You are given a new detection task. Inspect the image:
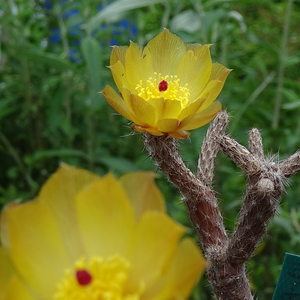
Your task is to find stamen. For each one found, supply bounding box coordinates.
[76,269,92,286]
[135,72,190,106]
[158,80,168,92]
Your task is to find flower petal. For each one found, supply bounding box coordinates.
[125,41,153,89]
[0,247,14,297]
[144,29,187,75]
[143,238,206,300]
[102,85,139,123]
[199,63,231,110]
[4,275,35,300]
[109,61,130,90]
[165,238,206,297]
[177,97,206,120]
[147,98,182,120]
[5,200,70,298]
[127,93,156,126]
[176,44,212,101]
[157,119,180,133]
[119,172,166,219]
[110,45,128,65]
[168,128,190,139]
[76,174,135,258]
[131,124,165,136]
[180,101,222,130]
[127,211,185,291]
[38,164,100,261]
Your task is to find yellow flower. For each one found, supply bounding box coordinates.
[102,29,231,139]
[0,164,206,299]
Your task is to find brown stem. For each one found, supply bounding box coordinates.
[218,133,285,264]
[198,111,229,185]
[248,128,264,160]
[279,151,300,178]
[144,134,227,251]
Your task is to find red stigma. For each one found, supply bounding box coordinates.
[158,80,168,92]
[76,269,92,286]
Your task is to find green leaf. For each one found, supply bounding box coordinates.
[0,97,16,120]
[88,0,165,31]
[20,47,75,70]
[80,36,103,105]
[97,156,138,173]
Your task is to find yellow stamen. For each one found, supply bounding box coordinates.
[54,255,143,300]
[135,72,190,106]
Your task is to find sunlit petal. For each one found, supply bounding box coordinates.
[102,85,139,123]
[177,97,206,120]
[157,119,180,133]
[110,45,128,65]
[127,211,185,289]
[76,174,135,258]
[144,238,206,299]
[109,61,130,90]
[199,63,232,110]
[6,200,70,298]
[180,101,222,130]
[128,93,156,126]
[4,275,35,300]
[144,29,187,75]
[125,41,153,89]
[176,44,212,100]
[119,172,166,219]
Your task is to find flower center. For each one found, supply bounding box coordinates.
[135,72,190,105]
[54,255,141,300]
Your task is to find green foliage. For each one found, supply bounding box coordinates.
[1,0,300,298]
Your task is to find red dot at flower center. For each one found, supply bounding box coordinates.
[158,80,168,92]
[76,269,93,286]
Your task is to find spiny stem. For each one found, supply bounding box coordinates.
[198,111,229,186]
[144,134,228,252]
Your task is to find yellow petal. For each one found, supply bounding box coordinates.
[119,172,166,219]
[186,43,202,51]
[76,174,135,258]
[177,97,206,120]
[176,45,212,100]
[124,41,153,89]
[157,119,180,133]
[199,63,231,110]
[147,98,182,121]
[168,128,190,139]
[144,238,206,300]
[110,45,128,65]
[4,275,35,300]
[166,238,206,297]
[109,61,130,90]
[144,29,187,75]
[180,101,222,130]
[6,200,70,298]
[102,85,139,123]
[38,163,100,261]
[0,247,14,299]
[1,201,19,248]
[128,93,156,126]
[127,211,185,290]
[131,124,165,136]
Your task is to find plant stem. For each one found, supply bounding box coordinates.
[55,4,73,147]
[0,132,38,191]
[272,0,293,129]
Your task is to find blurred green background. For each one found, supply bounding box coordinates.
[1,0,300,298]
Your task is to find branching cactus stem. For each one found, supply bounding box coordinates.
[144,111,300,300]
